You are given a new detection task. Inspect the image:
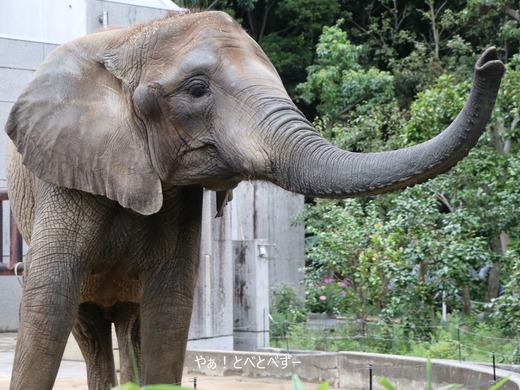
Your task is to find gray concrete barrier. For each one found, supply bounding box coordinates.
[184,349,520,389]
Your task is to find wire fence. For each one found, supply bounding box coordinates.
[175,375,508,390]
[269,315,520,365]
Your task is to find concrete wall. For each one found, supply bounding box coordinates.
[185,349,520,389]
[0,277,21,332]
[189,190,235,350]
[231,182,305,297]
[0,37,56,268]
[85,0,182,35]
[0,0,181,43]
[189,182,305,351]
[233,239,270,351]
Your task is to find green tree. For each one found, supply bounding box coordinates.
[300,13,520,332]
[297,21,399,145]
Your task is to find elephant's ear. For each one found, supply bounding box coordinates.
[5,36,162,215]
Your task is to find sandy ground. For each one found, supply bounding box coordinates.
[0,333,324,389]
[0,376,323,390]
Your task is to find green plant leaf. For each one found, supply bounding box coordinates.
[487,376,510,390]
[128,333,140,385]
[377,377,397,390]
[292,374,304,390]
[315,381,330,390]
[142,385,193,390]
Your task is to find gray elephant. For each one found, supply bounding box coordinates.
[5,10,504,390]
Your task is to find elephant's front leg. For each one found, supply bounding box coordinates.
[139,187,203,386]
[9,186,109,390]
[140,257,200,385]
[10,249,81,390]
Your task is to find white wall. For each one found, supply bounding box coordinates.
[0,0,182,44]
[0,0,88,44]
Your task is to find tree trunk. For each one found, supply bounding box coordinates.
[486,231,509,300]
[462,286,472,314]
[486,120,514,301]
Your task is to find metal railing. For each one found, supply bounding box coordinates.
[0,188,24,275]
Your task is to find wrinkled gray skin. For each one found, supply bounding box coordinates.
[5,11,504,390]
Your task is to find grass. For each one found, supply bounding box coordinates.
[271,315,519,364]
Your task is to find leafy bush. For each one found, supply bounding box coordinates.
[305,276,354,315]
[270,284,309,343]
[271,314,519,364]
[485,258,520,348]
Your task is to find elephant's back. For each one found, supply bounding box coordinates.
[7,140,35,243]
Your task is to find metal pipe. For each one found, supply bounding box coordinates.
[0,262,23,275]
[0,196,3,264]
[0,187,24,275]
[99,11,109,28]
[10,214,22,268]
[0,188,7,269]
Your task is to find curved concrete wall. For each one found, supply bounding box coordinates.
[184,349,520,389]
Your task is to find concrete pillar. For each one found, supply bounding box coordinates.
[233,239,270,351]
[231,181,305,297]
[188,190,234,350]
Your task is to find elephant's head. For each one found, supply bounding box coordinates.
[6,11,505,215]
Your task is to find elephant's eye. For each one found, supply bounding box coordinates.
[186,79,209,98]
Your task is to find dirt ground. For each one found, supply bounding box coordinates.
[0,332,332,389]
[0,375,325,389]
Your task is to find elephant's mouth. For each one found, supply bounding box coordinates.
[199,175,242,191]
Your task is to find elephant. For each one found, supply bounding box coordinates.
[5,10,504,390]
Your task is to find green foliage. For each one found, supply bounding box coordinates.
[486,258,520,345]
[305,276,355,315]
[303,198,396,321]
[260,34,313,93]
[273,314,519,364]
[292,375,329,390]
[299,25,520,330]
[271,284,307,318]
[489,377,514,390]
[377,377,398,390]
[410,328,459,360]
[297,21,396,125]
[189,0,519,116]
[270,284,308,342]
[400,75,469,144]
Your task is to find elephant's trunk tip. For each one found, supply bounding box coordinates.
[475,47,506,79]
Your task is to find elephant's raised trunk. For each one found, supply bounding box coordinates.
[267,47,505,198]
